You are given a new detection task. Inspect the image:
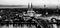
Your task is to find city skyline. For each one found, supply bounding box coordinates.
[0,0,60,9]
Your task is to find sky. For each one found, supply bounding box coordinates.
[0,0,59,5]
[0,0,60,8]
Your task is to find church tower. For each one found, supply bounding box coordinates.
[27,3,34,13]
[27,3,35,17]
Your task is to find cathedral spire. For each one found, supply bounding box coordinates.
[28,3,33,11]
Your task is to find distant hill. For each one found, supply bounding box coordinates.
[0,5,28,8]
[0,5,60,9]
